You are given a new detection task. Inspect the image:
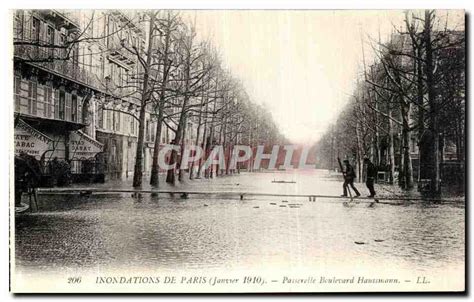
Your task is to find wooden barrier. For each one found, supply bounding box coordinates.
[36,188,464,204]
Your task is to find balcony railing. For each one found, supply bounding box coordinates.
[107,35,137,68]
[38,10,81,31]
[14,44,105,93]
[110,10,143,33]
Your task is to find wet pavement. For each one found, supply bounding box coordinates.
[15,170,465,277]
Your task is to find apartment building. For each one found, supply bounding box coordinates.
[13,9,169,183]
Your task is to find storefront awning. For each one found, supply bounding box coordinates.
[69,131,103,159]
[14,119,53,159]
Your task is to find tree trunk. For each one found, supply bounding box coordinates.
[150,14,172,186]
[178,116,188,181]
[400,99,413,189]
[423,10,441,195]
[388,106,396,184]
[133,12,156,188]
[355,122,364,182]
[190,89,207,179]
[166,114,186,185]
[197,120,208,178]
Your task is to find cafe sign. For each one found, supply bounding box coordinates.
[14,119,53,159]
[69,131,103,159]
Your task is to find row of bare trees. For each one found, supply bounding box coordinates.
[314,10,465,195]
[13,10,285,188]
[102,11,285,187]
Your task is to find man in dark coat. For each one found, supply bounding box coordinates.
[14,152,42,206]
[341,159,360,197]
[364,157,377,197]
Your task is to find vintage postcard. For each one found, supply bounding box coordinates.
[10,9,465,293]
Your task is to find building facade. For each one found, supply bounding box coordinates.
[13,10,163,183]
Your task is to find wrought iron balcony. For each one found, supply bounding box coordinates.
[37,10,81,31]
[14,44,105,93]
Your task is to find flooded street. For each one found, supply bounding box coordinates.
[14,170,465,289]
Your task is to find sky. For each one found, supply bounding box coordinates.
[183,10,464,144]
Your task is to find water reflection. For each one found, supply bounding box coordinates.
[15,170,464,274]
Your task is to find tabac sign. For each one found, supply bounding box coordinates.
[69,131,103,159]
[14,119,53,159]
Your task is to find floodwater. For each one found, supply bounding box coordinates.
[14,170,465,287]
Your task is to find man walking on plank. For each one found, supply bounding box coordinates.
[341,159,360,197]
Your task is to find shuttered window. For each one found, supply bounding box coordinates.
[71,93,78,122]
[65,92,72,121]
[44,86,52,118]
[27,80,37,115]
[59,89,65,120]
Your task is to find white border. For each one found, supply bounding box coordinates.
[0,1,471,301]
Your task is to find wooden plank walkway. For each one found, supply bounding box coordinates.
[36,188,464,203]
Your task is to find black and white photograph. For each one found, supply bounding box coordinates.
[7,5,466,294]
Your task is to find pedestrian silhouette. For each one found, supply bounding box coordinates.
[364,157,377,197]
[341,159,360,197]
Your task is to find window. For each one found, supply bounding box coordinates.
[110,64,115,83]
[65,92,72,121]
[59,89,65,120]
[98,106,104,129]
[60,33,66,45]
[27,80,37,115]
[44,86,52,118]
[71,48,78,72]
[99,55,105,79]
[14,11,24,39]
[47,26,54,57]
[35,84,45,117]
[410,138,417,153]
[60,34,66,58]
[118,66,123,88]
[71,93,78,122]
[54,89,59,119]
[78,101,83,124]
[31,18,40,58]
[31,17,40,42]
[130,116,135,134]
[14,76,21,111]
[106,110,112,130]
[114,111,120,132]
